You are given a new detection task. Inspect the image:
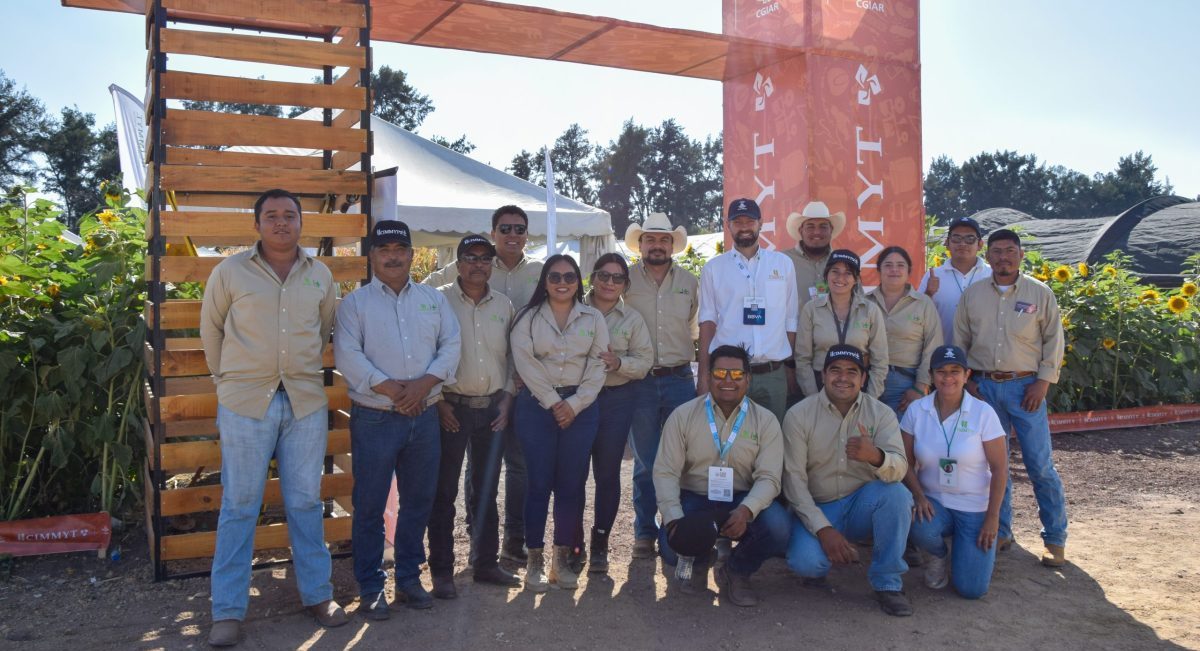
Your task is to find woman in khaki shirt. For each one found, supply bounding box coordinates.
[794,250,889,398]
[577,253,653,575]
[866,246,944,415]
[509,254,609,593]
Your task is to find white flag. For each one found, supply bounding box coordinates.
[544,149,557,260]
[108,85,148,207]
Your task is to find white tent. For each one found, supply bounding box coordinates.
[109,86,615,268]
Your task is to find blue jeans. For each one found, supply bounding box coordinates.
[629,369,696,540]
[977,375,1068,546]
[211,392,332,621]
[879,367,917,416]
[350,404,440,595]
[658,491,792,577]
[514,389,599,549]
[786,480,912,591]
[589,382,638,535]
[908,498,995,599]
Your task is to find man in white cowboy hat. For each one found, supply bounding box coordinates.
[623,212,701,559]
[784,201,846,310]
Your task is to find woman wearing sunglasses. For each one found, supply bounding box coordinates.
[866,246,943,416]
[574,253,654,575]
[509,254,610,592]
[794,249,889,398]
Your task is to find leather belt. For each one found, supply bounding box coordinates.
[553,385,579,399]
[974,370,1036,382]
[443,392,498,409]
[650,364,690,377]
[749,360,785,375]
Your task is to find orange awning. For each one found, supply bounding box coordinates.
[63,0,806,80]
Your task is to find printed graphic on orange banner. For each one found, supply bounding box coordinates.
[722,0,922,287]
[0,513,112,557]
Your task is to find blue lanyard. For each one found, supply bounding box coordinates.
[950,260,979,294]
[706,396,749,464]
[936,396,964,457]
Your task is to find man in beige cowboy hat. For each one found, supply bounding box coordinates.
[784,201,846,310]
[623,212,700,559]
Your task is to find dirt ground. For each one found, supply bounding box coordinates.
[1,423,1197,650]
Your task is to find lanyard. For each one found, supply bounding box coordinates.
[734,251,761,292]
[937,397,965,457]
[830,303,852,345]
[705,396,749,464]
[950,261,979,295]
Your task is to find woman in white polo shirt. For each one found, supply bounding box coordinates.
[900,345,1008,599]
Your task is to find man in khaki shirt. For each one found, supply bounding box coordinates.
[623,213,700,557]
[424,206,542,563]
[783,201,845,404]
[781,344,914,617]
[953,228,1068,567]
[653,345,791,607]
[427,235,520,598]
[199,189,344,645]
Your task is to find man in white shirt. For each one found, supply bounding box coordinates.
[919,216,991,347]
[699,198,798,423]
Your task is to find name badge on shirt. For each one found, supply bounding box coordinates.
[1014,301,1038,314]
[743,296,766,326]
[708,466,734,502]
[938,457,959,488]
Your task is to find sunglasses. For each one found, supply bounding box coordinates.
[460,254,494,265]
[497,224,527,235]
[592,271,628,284]
[546,271,579,284]
[948,234,979,245]
[710,368,747,381]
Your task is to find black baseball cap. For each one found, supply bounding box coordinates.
[929,345,968,371]
[667,509,731,557]
[371,220,411,248]
[457,234,496,259]
[824,344,868,371]
[826,249,861,275]
[947,216,983,237]
[727,198,761,221]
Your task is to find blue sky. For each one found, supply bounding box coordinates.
[3,0,1197,197]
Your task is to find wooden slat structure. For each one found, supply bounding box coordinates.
[134,0,371,580]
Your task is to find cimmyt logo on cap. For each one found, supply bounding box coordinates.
[736,200,748,211]
[944,349,956,359]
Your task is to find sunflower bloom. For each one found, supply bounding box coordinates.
[930,255,943,267]
[1140,289,1160,304]
[1053,266,1071,282]
[1103,266,1117,277]
[48,284,60,298]
[1084,286,1097,296]
[1183,282,1198,297]
[1167,296,1189,315]
[1061,316,1072,329]
[1035,273,1050,282]
[0,276,8,286]
[1077,262,1089,277]
[1102,338,1116,350]
[97,210,117,225]
[1066,343,1074,353]
[684,244,695,256]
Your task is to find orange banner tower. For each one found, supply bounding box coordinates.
[722,0,923,284]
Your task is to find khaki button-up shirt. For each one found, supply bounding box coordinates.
[424,255,544,310]
[781,391,907,534]
[783,246,831,312]
[624,261,699,367]
[653,395,783,524]
[510,302,610,414]
[794,294,889,398]
[954,274,1064,383]
[441,282,515,397]
[865,286,944,388]
[200,246,337,420]
[585,295,654,387]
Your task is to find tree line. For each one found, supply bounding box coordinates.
[924,150,1181,223]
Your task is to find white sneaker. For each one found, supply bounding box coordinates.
[923,552,949,590]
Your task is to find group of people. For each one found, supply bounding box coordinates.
[199,189,1069,646]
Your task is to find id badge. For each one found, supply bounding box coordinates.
[938,457,959,488]
[743,296,766,326]
[708,466,734,502]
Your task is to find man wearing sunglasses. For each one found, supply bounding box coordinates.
[653,345,790,607]
[424,205,542,564]
[427,235,521,600]
[918,216,991,346]
[623,212,700,559]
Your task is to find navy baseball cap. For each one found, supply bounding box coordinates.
[727,198,762,221]
[824,344,868,371]
[370,220,412,248]
[929,345,968,370]
[457,234,496,259]
[826,249,861,275]
[947,216,983,237]
[667,509,731,557]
